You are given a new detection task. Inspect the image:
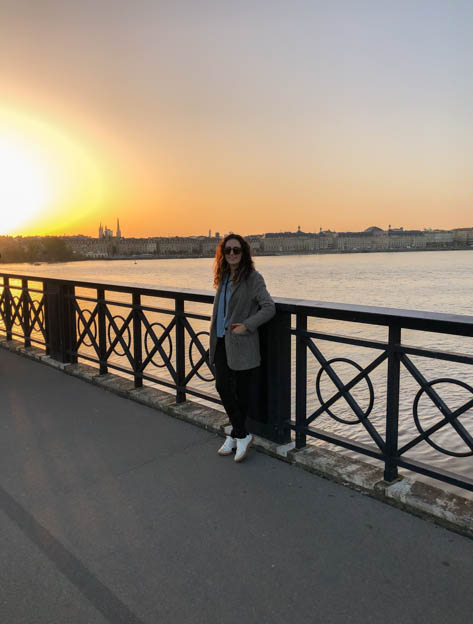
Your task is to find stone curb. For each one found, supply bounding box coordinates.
[1,339,472,540]
[287,445,385,491]
[379,477,473,535]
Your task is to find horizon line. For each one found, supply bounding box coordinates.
[3,224,473,240]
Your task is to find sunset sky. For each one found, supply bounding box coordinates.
[1,1,472,237]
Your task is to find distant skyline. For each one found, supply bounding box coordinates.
[6,220,473,240]
[1,1,472,237]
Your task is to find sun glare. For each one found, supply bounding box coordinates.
[0,108,108,236]
[0,135,51,234]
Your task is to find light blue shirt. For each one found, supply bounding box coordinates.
[216,275,232,337]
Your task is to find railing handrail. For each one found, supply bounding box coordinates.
[2,271,473,335]
[0,272,216,303]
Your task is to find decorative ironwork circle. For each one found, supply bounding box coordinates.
[77,309,97,347]
[316,357,374,425]
[144,322,173,368]
[413,378,473,458]
[31,299,44,330]
[189,331,214,382]
[107,315,131,356]
[12,296,22,326]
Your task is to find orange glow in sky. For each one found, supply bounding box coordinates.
[1,2,472,237]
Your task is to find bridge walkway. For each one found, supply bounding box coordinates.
[1,348,472,624]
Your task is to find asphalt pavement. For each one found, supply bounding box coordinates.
[1,347,473,624]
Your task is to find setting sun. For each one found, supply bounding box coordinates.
[0,133,52,234]
[0,108,109,236]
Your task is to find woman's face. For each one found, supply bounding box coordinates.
[224,237,242,270]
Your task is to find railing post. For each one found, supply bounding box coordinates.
[44,280,75,363]
[295,312,307,449]
[44,279,54,355]
[248,310,291,443]
[133,292,143,388]
[97,288,107,374]
[65,285,77,364]
[175,297,186,403]
[384,324,401,481]
[22,278,31,348]
[4,276,13,340]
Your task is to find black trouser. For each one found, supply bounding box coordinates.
[214,338,259,439]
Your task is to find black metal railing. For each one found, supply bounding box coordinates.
[278,298,473,491]
[1,272,472,492]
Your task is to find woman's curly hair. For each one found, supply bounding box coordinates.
[213,233,255,288]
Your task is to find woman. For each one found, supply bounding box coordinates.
[209,234,276,462]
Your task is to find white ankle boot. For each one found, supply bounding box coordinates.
[234,434,253,462]
[218,435,236,456]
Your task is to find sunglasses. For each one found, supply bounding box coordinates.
[224,246,242,255]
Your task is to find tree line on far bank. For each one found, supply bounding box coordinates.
[0,237,75,263]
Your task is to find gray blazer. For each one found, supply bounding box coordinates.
[209,270,276,371]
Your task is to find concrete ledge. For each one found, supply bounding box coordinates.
[0,338,70,370]
[254,436,293,460]
[276,441,296,458]
[129,385,177,410]
[38,355,71,371]
[93,374,135,397]
[66,362,103,382]
[18,346,44,360]
[288,445,385,491]
[169,401,228,434]
[1,338,472,540]
[382,478,473,536]
[129,386,228,433]
[0,338,24,352]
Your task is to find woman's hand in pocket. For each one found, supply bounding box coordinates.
[231,323,248,335]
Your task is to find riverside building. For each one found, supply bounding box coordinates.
[23,224,472,261]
